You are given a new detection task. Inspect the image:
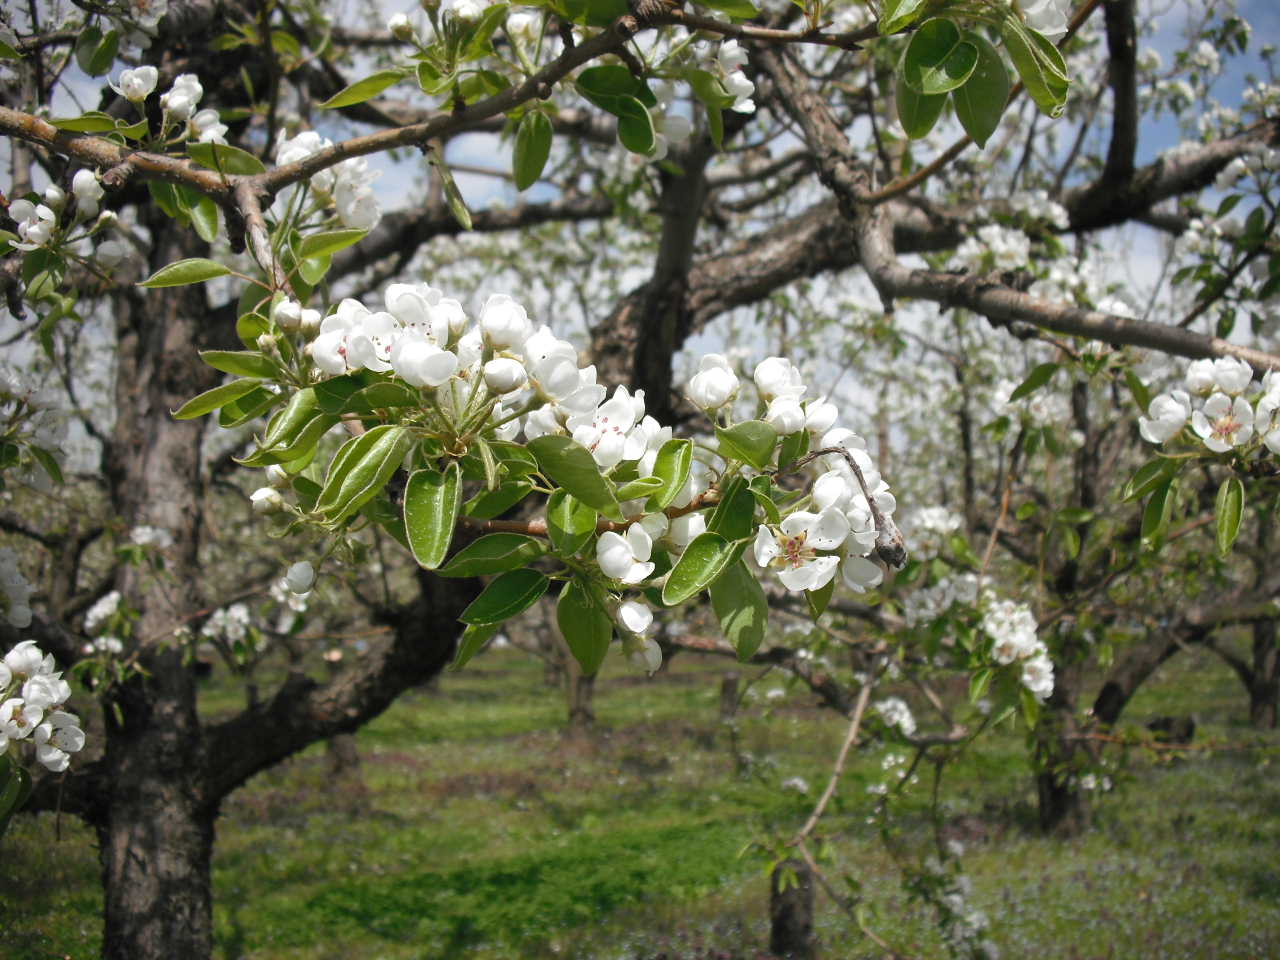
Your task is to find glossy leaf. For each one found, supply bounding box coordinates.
[173,378,261,420]
[1008,362,1059,402]
[615,476,665,501]
[557,579,612,675]
[1215,475,1244,556]
[439,532,545,577]
[1140,477,1175,550]
[1001,20,1069,118]
[451,622,500,670]
[709,560,768,661]
[319,69,404,109]
[647,438,693,511]
[879,0,930,34]
[464,480,534,520]
[199,350,279,379]
[547,490,597,556]
[715,420,778,470]
[297,229,369,260]
[953,32,1010,147]
[316,424,412,524]
[528,435,623,521]
[139,258,231,287]
[513,111,553,191]
[405,463,462,569]
[663,532,736,606]
[187,142,267,175]
[707,476,755,542]
[902,19,978,96]
[459,569,549,624]
[1123,458,1175,502]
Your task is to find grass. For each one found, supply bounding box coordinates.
[4,643,1280,959]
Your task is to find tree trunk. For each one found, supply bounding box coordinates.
[96,223,223,959]
[1249,619,1279,729]
[769,858,815,960]
[97,656,216,960]
[1034,678,1092,836]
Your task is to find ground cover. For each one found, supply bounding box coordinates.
[4,643,1279,959]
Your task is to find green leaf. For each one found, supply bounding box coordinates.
[528,435,623,521]
[776,429,809,471]
[1009,362,1060,402]
[464,480,534,520]
[319,69,404,109]
[190,193,220,243]
[187,141,267,175]
[557,579,613,675]
[139,257,231,287]
[953,32,1010,147]
[199,350,279,379]
[547,490,597,556]
[173,378,261,420]
[707,476,755,542]
[709,560,768,660]
[1001,20,1069,118]
[314,374,366,415]
[434,149,473,231]
[715,420,778,470]
[1020,686,1041,728]
[459,569,549,624]
[451,622,500,670]
[28,445,63,485]
[902,19,978,96]
[896,72,947,140]
[969,667,993,704]
[316,424,413,524]
[879,0,930,34]
[1140,477,1175,550]
[805,576,836,619]
[614,97,655,155]
[513,111,553,191]
[76,28,118,76]
[463,4,511,60]
[218,386,279,428]
[297,229,369,260]
[576,65,652,105]
[1215,475,1244,556]
[404,463,462,569]
[439,533,545,577]
[1123,458,1175,502]
[647,438,693,511]
[0,39,22,61]
[1125,370,1152,414]
[748,476,781,524]
[240,386,324,463]
[616,476,665,501]
[49,112,117,133]
[663,532,736,606]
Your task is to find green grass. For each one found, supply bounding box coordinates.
[4,645,1280,959]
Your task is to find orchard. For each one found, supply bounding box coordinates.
[1,0,1279,956]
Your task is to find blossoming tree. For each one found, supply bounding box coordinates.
[1,0,1278,956]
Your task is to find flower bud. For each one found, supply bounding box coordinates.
[299,308,322,339]
[686,354,738,411]
[479,294,531,349]
[388,12,415,39]
[250,487,285,515]
[265,464,292,489]
[256,333,278,355]
[285,561,316,594]
[272,298,304,333]
[43,184,66,210]
[483,357,527,394]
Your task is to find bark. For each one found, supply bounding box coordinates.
[95,222,223,960]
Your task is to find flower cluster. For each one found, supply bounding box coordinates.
[876,696,917,737]
[905,506,963,561]
[981,599,1053,701]
[275,131,381,230]
[1,641,85,773]
[688,355,897,595]
[716,40,756,114]
[1139,357,1279,455]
